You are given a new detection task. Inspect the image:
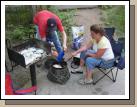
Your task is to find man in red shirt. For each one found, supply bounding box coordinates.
[33,10,67,54]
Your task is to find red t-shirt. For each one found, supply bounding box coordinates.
[33,10,64,39]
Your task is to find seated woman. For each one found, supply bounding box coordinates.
[71,24,114,85]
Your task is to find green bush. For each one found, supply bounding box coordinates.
[6,6,33,26]
[98,5,113,10]
[6,24,35,42]
[100,5,125,37]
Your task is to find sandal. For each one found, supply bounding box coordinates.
[78,78,93,85]
[71,70,83,74]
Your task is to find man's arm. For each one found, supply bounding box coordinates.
[61,31,67,51]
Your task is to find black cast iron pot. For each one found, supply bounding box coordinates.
[47,60,70,84]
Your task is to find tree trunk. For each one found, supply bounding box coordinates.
[32,5,36,16]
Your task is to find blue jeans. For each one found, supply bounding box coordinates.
[35,25,62,54]
[80,50,114,71]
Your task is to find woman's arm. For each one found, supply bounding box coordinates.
[72,40,92,56]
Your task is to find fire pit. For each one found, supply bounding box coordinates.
[6,38,51,94]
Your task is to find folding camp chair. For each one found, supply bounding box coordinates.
[92,28,125,85]
[104,27,115,41]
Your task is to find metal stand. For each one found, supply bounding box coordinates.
[30,64,37,95]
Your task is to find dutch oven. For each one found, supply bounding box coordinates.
[46,59,70,84]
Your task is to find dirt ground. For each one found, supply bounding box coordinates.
[73,8,103,44]
[74,8,103,34]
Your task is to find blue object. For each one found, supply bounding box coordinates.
[56,51,65,62]
[116,56,125,70]
[104,27,115,40]
[72,36,84,50]
[46,31,63,54]
[111,40,123,57]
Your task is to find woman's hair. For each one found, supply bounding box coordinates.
[90,24,105,36]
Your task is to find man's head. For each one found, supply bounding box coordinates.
[90,24,105,40]
[47,18,57,32]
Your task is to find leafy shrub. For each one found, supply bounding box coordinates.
[6,24,35,42]
[98,5,113,10]
[5,6,33,26]
[100,5,125,37]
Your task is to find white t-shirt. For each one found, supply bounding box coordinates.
[92,36,114,61]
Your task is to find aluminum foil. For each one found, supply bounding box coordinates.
[19,47,46,65]
[53,64,63,68]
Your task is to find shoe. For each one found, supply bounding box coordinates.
[71,70,83,74]
[71,67,83,74]
[78,78,86,85]
[85,79,93,84]
[78,78,93,85]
